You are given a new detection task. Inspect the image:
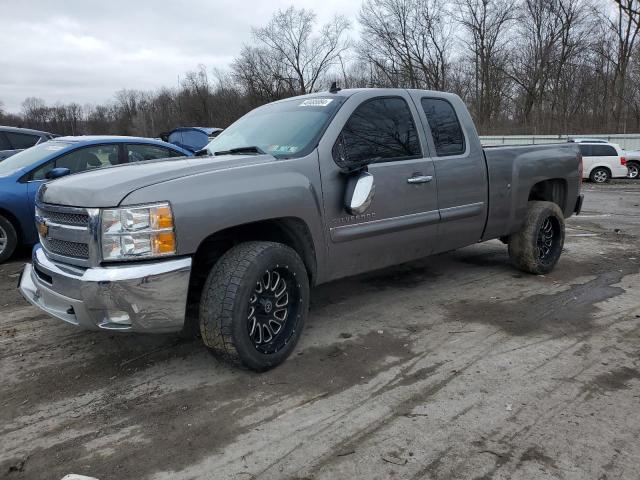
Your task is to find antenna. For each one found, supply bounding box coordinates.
[329,82,341,93]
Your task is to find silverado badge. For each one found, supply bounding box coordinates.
[37,219,48,238]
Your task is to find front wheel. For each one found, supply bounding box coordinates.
[508,201,565,275]
[199,241,309,371]
[627,161,639,179]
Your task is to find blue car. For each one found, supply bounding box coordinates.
[0,136,191,263]
[160,127,223,153]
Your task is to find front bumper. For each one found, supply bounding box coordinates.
[19,245,192,333]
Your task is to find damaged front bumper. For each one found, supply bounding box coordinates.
[19,245,192,333]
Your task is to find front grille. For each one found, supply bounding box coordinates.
[42,210,89,227]
[42,237,90,259]
[37,204,92,265]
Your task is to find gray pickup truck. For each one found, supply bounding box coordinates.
[19,88,583,371]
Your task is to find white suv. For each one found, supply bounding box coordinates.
[572,141,628,183]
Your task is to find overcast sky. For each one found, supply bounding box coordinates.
[1,0,362,113]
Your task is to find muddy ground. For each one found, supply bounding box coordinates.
[2,181,640,480]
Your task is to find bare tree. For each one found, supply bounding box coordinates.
[252,7,350,95]
[358,0,454,90]
[455,0,514,128]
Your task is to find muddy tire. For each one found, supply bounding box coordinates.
[199,241,309,371]
[508,201,565,275]
[589,167,610,184]
[0,215,18,264]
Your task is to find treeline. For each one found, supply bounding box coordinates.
[2,0,640,136]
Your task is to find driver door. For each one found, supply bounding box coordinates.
[318,92,439,281]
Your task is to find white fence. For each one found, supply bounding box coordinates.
[479,134,640,151]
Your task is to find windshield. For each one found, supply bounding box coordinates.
[205,96,345,158]
[0,141,72,176]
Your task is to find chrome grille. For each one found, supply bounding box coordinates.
[41,210,89,227]
[37,203,93,265]
[42,237,89,259]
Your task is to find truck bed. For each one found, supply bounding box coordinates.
[481,143,581,241]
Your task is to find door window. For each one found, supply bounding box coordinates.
[421,98,465,156]
[333,97,421,169]
[6,132,40,149]
[126,144,183,162]
[0,133,11,150]
[30,144,119,180]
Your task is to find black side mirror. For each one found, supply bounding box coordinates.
[46,167,71,180]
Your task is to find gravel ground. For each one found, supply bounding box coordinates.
[1,180,639,480]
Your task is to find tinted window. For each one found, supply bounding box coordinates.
[578,145,592,156]
[31,144,119,180]
[421,98,465,156]
[333,97,421,169]
[6,132,40,149]
[126,144,182,162]
[0,133,11,150]
[591,145,618,157]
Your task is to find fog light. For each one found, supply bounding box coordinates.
[106,310,131,326]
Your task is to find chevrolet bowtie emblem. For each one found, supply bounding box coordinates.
[37,219,48,237]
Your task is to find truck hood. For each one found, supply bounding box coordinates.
[39,154,276,208]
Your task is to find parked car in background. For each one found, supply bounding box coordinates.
[572,141,628,183]
[160,127,223,153]
[622,150,640,179]
[0,136,191,263]
[568,138,608,144]
[20,88,582,371]
[0,126,57,161]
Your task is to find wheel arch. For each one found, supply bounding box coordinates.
[183,217,318,333]
[528,178,568,212]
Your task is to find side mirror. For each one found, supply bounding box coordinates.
[46,167,71,180]
[344,171,375,215]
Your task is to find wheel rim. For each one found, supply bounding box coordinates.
[536,216,559,263]
[247,267,300,355]
[628,164,639,179]
[593,170,608,183]
[0,225,7,255]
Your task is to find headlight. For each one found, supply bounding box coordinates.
[101,203,177,261]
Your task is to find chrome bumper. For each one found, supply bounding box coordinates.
[19,245,192,333]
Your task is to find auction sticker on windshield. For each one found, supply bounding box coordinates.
[299,98,333,107]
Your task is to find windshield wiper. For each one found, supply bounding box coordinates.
[213,146,266,156]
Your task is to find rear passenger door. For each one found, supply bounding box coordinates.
[411,94,488,253]
[318,92,439,280]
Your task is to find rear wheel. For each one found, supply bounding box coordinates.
[508,201,565,275]
[590,167,610,184]
[199,241,309,371]
[627,161,639,179]
[0,215,18,264]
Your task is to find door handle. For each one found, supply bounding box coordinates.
[407,175,433,184]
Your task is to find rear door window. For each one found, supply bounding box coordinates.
[126,144,183,162]
[6,132,40,149]
[333,97,421,168]
[420,98,465,156]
